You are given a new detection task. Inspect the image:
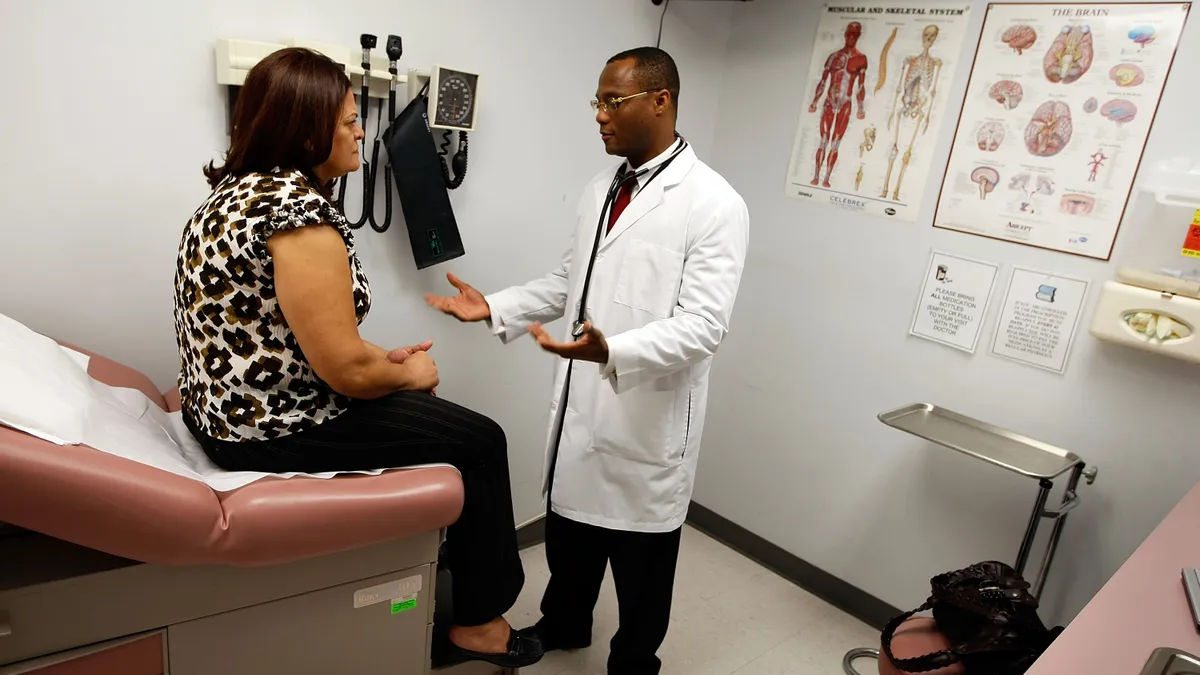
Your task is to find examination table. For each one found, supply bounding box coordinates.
[0,342,514,675]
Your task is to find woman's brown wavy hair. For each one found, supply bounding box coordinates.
[204,47,350,192]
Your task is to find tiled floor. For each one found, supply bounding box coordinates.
[505,526,878,675]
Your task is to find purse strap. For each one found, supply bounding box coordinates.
[882,565,1052,673]
[880,594,1031,672]
[880,600,965,673]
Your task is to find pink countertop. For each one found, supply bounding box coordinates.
[1027,480,1200,675]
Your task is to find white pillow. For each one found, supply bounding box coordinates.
[0,313,93,445]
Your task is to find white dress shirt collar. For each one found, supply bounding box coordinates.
[622,136,684,190]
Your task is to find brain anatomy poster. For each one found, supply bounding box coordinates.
[934,2,1191,260]
[785,3,973,222]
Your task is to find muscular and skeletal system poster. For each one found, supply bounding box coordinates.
[785,3,973,222]
[934,3,1191,259]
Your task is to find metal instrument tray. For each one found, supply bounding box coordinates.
[1140,647,1200,675]
[879,403,1081,480]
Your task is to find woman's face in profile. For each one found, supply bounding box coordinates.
[315,90,364,182]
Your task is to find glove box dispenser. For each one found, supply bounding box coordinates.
[1089,275,1200,363]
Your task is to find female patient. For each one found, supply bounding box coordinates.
[173,47,541,669]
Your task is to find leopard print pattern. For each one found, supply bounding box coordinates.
[173,169,372,441]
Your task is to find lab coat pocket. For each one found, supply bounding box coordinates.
[592,387,678,467]
[613,240,685,319]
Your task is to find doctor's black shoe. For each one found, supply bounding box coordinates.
[517,623,593,652]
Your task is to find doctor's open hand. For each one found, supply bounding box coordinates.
[529,321,609,364]
[425,273,490,322]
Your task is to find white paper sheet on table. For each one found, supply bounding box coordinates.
[0,313,452,492]
[0,312,93,445]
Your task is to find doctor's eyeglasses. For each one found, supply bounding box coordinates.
[590,89,663,113]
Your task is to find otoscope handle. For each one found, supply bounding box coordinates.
[359,35,374,125]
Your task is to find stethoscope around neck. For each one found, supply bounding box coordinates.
[570,134,689,340]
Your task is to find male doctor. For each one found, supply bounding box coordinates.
[426,46,748,675]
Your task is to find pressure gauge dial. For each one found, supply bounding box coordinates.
[436,74,473,125]
[428,66,479,132]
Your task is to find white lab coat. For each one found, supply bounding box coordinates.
[485,143,749,533]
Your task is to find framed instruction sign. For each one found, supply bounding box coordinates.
[990,267,1090,373]
[910,250,1001,352]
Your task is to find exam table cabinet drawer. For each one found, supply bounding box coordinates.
[0,633,165,675]
[0,533,440,669]
[166,564,432,675]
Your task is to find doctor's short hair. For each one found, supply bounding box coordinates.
[204,48,351,191]
[608,46,681,108]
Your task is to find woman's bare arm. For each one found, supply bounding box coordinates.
[268,224,436,398]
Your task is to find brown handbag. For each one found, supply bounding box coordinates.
[881,561,1064,674]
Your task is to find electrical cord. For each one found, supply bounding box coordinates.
[438,130,468,190]
[338,142,371,229]
[656,0,671,47]
[415,78,468,190]
[367,98,394,233]
[339,78,372,229]
[340,157,371,230]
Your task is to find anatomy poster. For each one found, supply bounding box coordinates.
[785,3,973,222]
[933,2,1191,259]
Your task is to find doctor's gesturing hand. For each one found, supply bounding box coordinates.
[528,321,609,364]
[427,273,612,364]
[425,273,491,322]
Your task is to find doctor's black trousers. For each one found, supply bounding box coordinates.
[536,510,683,675]
[184,390,524,628]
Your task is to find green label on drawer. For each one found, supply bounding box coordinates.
[353,575,423,609]
[391,597,418,614]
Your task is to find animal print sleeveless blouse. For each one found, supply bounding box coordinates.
[173,170,372,442]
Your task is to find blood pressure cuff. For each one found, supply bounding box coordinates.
[381,94,466,269]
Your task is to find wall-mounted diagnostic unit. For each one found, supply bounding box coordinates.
[428,66,479,132]
[213,37,476,269]
[1089,158,1200,364]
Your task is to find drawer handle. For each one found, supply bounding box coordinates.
[0,620,10,638]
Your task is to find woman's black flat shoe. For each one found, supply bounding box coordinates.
[437,629,544,670]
